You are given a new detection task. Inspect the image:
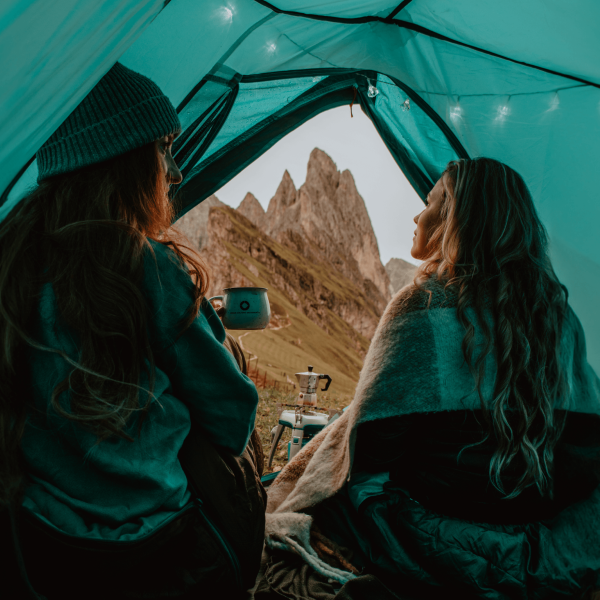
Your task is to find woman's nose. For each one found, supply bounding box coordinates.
[168,160,183,185]
[413,213,419,224]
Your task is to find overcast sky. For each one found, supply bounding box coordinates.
[214,104,425,266]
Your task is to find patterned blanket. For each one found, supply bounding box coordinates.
[264,277,600,584]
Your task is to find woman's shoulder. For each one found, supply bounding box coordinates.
[141,238,195,308]
[387,276,459,319]
[144,238,185,268]
[143,238,191,281]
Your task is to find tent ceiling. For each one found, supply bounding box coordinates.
[1,0,599,370]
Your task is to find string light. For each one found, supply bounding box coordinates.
[495,104,510,122]
[367,79,379,98]
[450,105,462,121]
[219,5,234,23]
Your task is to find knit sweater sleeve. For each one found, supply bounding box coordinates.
[142,239,258,455]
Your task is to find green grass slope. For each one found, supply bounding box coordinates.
[209,205,377,399]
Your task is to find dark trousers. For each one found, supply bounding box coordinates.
[13,427,266,600]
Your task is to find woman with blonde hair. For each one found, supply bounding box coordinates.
[261,158,600,599]
[0,63,264,599]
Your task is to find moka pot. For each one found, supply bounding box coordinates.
[267,366,334,468]
[295,365,332,407]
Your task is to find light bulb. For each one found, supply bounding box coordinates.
[450,105,462,120]
[219,5,234,22]
[367,80,379,98]
[495,104,510,122]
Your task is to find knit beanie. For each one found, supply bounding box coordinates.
[36,62,181,182]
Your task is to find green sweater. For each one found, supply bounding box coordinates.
[20,239,259,540]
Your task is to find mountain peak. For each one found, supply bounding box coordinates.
[306,148,339,197]
[281,169,294,185]
[237,192,265,228]
[308,147,337,170]
[272,170,297,207]
[263,148,391,307]
[385,257,418,294]
[264,170,299,237]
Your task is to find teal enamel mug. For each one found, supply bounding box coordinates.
[208,287,270,330]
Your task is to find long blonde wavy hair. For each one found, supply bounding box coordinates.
[0,142,209,508]
[416,157,569,500]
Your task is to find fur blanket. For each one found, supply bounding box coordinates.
[264,278,600,583]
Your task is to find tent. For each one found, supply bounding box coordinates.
[1,0,599,371]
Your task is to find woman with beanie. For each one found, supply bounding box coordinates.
[0,63,264,598]
[261,158,600,599]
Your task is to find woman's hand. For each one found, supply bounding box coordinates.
[210,299,226,320]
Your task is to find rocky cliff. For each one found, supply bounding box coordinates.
[237,192,265,229]
[176,194,224,249]
[385,257,418,293]
[263,149,393,313]
[176,198,381,342]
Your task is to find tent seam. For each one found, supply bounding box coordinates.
[415,83,586,99]
[386,0,415,21]
[251,0,600,89]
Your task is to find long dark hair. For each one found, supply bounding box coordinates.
[416,157,569,499]
[0,142,209,507]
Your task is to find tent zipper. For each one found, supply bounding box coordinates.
[193,496,242,590]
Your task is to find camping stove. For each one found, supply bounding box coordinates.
[267,366,342,467]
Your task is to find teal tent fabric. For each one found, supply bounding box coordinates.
[0,0,164,206]
[1,0,599,371]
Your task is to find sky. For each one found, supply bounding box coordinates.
[214,104,425,266]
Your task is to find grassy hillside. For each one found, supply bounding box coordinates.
[209,206,374,399]
[228,266,363,399]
